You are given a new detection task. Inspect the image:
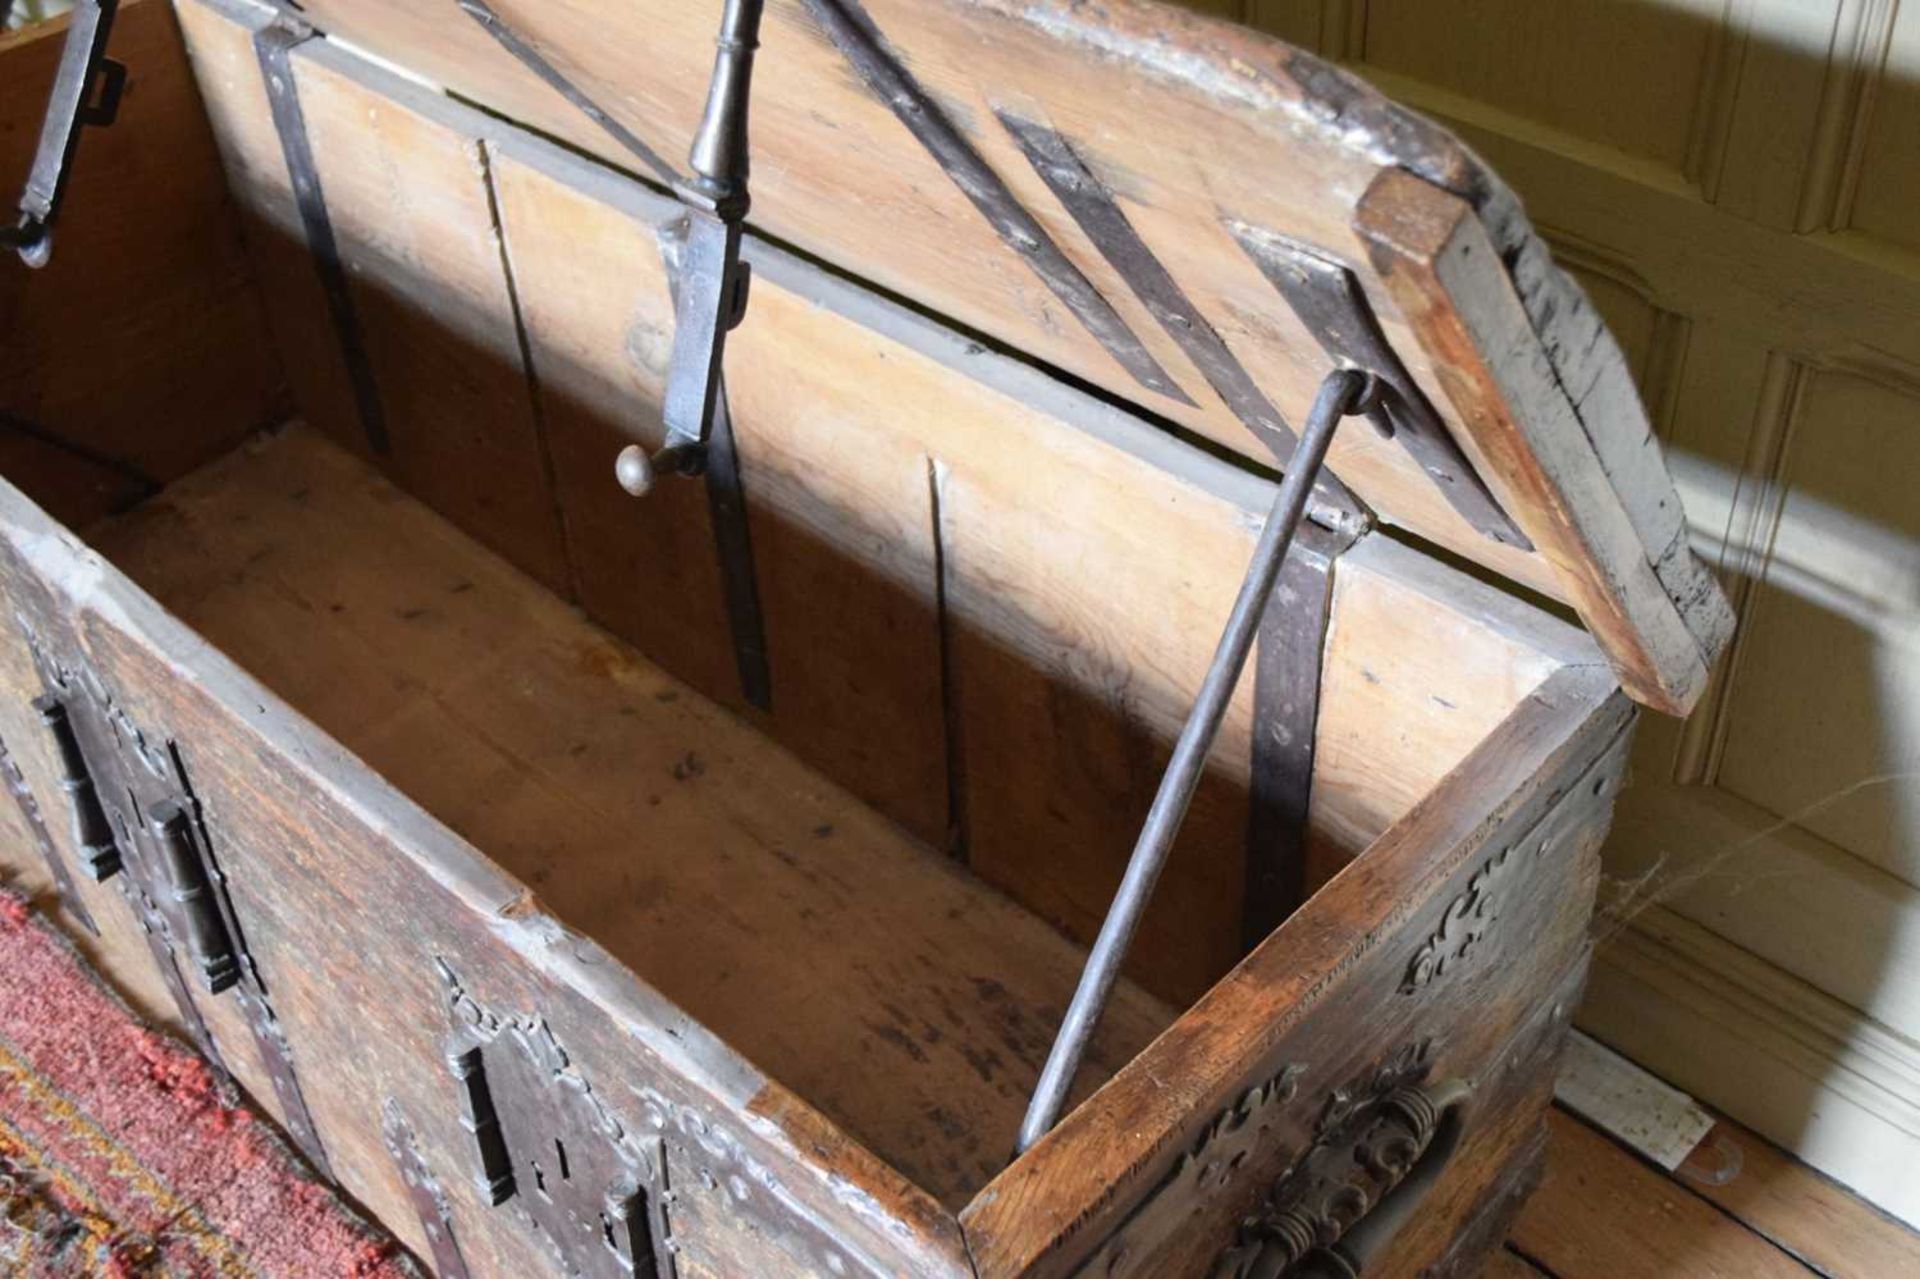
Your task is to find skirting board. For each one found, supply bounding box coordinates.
[1580,903,1920,1229]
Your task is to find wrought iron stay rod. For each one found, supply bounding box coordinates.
[3,0,124,268]
[1014,366,1385,1156]
[615,0,765,496]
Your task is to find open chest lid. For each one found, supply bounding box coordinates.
[262,0,1732,715]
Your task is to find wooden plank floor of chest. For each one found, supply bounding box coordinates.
[0,2,1732,1277]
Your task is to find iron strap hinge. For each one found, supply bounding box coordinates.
[1231,222,1531,552]
[4,0,126,268]
[1242,511,1362,953]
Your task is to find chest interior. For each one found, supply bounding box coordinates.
[0,1,1684,1273]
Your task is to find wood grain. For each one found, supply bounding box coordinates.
[0,0,284,529]
[482,137,738,707]
[286,40,570,593]
[1477,1249,1550,1279]
[1356,170,1728,715]
[89,424,1176,1212]
[1511,1110,1818,1279]
[1675,1113,1920,1279]
[1310,534,1581,883]
[0,454,978,1278]
[492,123,1266,1000]
[77,419,1624,1272]
[488,133,952,848]
[174,0,571,592]
[223,46,1598,1009]
[238,0,1730,714]
[962,670,1635,1276]
[172,0,368,458]
[167,0,1626,1052]
[483,124,1602,1007]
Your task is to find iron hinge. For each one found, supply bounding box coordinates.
[1231,221,1532,552]
[614,0,765,493]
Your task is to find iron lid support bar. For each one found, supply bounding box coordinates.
[1013,367,1389,1157]
[616,0,765,495]
[2,0,124,268]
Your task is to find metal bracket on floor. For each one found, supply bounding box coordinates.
[3,0,125,268]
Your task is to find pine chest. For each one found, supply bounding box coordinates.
[0,1,1732,1276]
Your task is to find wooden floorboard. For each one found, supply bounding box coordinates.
[1672,1113,1920,1279]
[1496,1104,1920,1278]
[88,425,1176,1212]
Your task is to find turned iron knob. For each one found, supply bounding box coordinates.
[2,216,52,269]
[615,442,708,497]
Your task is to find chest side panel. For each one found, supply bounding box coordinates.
[963,669,1634,1278]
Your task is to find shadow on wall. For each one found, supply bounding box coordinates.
[1212,0,1920,1233]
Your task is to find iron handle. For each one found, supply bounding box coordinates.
[148,799,241,995]
[32,694,122,881]
[1268,1078,1472,1279]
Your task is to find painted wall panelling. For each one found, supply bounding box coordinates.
[1209,0,1920,1226]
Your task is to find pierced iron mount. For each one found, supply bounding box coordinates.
[2,0,126,268]
[439,961,678,1279]
[19,633,331,1177]
[614,0,765,496]
[1015,367,1393,1155]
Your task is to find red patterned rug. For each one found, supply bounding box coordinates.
[0,887,415,1277]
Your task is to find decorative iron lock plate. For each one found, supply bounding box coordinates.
[21,632,331,1177]
[439,959,679,1279]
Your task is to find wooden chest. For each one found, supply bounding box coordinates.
[0,1,1733,1275]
